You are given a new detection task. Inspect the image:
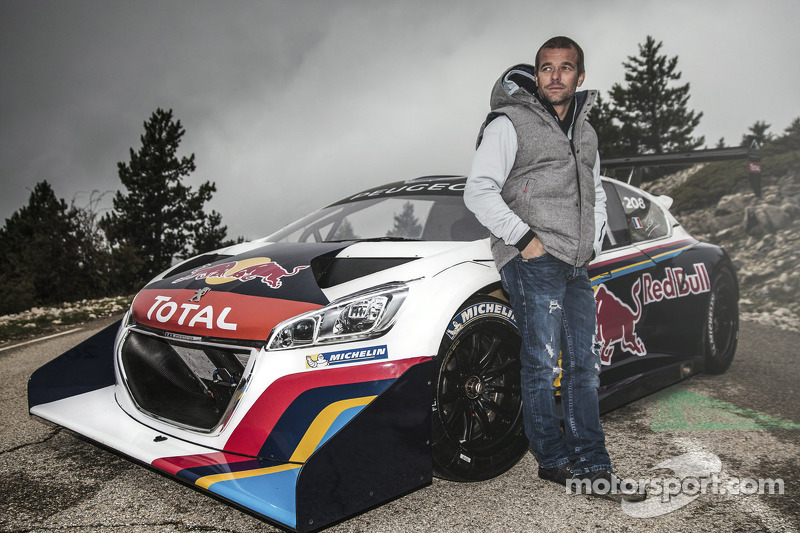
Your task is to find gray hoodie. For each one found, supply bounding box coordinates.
[464,64,607,270]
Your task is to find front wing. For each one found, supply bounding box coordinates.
[28,322,436,532]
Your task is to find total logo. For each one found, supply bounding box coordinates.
[173,257,307,288]
[146,295,237,331]
[595,263,711,365]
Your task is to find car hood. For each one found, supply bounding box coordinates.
[130,241,350,342]
[129,240,476,342]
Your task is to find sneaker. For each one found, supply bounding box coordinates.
[570,469,647,502]
[538,462,574,486]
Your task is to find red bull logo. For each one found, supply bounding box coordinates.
[594,263,711,365]
[642,263,710,304]
[595,278,645,365]
[173,257,308,288]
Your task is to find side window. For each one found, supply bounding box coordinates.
[601,181,631,251]
[613,183,670,243]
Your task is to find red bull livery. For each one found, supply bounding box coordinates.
[29,175,738,531]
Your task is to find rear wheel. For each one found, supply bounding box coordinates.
[704,266,739,374]
[431,297,527,481]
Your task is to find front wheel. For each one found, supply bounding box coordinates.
[704,266,739,374]
[431,297,527,481]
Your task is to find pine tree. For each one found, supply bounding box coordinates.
[741,120,773,147]
[607,36,704,157]
[0,181,86,313]
[785,117,800,138]
[386,202,422,238]
[768,117,800,152]
[588,93,624,159]
[101,108,228,289]
[332,218,358,240]
[192,210,233,254]
[70,190,115,298]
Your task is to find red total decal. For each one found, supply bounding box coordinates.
[131,289,322,341]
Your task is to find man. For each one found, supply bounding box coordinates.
[464,36,641,501]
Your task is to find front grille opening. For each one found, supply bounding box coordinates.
[120,330,252,432]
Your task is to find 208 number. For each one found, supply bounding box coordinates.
[623,196,647,210]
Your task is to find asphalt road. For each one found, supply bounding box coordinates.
[1,317,798,533]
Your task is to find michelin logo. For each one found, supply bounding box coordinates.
[306,345,389,369]
[446,302,516,339]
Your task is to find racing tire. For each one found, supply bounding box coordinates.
[431,296,528,481]
[704,266,739,374]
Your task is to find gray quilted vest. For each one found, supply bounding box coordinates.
[482,65,599,269]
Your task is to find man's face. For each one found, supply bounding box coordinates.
[534,46,585,108]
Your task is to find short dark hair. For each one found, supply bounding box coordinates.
[535,36,585,75]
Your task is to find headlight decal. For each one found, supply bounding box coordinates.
[267,284,408,350]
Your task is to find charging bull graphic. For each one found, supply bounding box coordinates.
[595,278,646,365]
[173,257,308,289]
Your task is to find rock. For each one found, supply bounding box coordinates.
[716,227,738,240]
[710,212,741,233]
[715,193,750,215]
[762,205,791,231]
[782,202,799,220]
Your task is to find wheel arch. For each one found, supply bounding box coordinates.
[668,242,739,363]
[415,262,510,351]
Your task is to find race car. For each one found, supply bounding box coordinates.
[29,175,738,532]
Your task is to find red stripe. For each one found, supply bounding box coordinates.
[591,238,695,270]
[224,356,430,455]
[152,452,253,475]
[151,356,431,470]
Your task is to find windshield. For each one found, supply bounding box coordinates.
[264,194,489,243]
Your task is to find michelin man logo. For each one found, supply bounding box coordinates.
[306,354,329,368]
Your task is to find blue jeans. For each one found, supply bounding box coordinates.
[500,253,611,475]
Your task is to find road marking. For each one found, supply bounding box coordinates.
[0,328,84,353]
[652,389,800,431]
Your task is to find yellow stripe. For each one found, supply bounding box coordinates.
[590,241,695,283]
[194,395,375,489]
[195,462,300,490]
[649,244,694,261]
[591,258,654,283]
[289,396,375,462]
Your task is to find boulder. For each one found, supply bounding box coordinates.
[715,193,750,215]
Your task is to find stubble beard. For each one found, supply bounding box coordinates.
[539,85,576,107]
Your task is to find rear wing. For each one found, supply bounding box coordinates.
[600,139,762,196]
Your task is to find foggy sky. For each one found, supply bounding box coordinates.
[2,0,798,241]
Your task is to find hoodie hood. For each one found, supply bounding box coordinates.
[490,63,539,109]
[476,63,595,149]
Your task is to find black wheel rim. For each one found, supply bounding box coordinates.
[437,323,522,454]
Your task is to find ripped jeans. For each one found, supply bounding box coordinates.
[500,253,611,475]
